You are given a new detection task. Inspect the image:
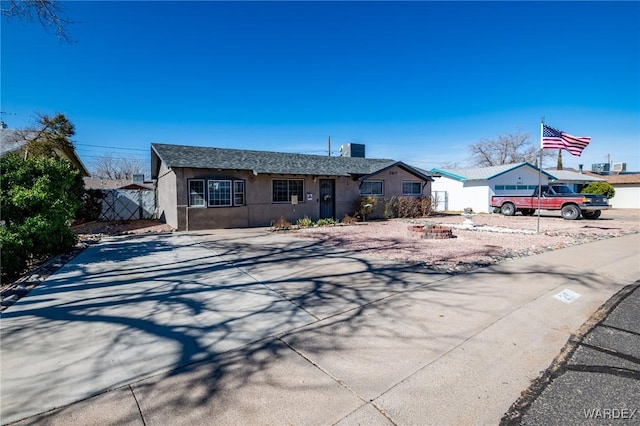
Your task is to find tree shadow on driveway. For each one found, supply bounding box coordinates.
[1,230,613,424]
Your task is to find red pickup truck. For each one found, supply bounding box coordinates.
[490,184,610,220]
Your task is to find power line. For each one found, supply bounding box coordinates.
[75,143,148,152]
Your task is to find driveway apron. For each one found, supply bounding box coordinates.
[0,232,321,423]
[0,229,446,424]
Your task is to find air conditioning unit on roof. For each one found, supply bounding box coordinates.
[612,163,627,172]
[591,163,610,173]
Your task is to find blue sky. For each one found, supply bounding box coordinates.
[2,1,639,175]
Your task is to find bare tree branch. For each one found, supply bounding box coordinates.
[468,129,551,167]
[92,153,143,180]
[2,0,75,42]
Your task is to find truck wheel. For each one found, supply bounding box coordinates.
[521,209,535,216]
[582,210,601,220]
[501,202,516,216]
[561,204,580,220]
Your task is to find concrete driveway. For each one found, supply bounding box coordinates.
[1,229,639,425]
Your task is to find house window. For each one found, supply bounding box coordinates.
[495,185,505,191]
[189,180,206,207]
[234,180,245,206]
[272,179,304,203]
[361,180,383,195]
[402,181,422,196]
[208,180,232,206]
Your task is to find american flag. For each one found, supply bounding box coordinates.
[541,124,591,156]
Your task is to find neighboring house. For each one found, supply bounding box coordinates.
[430,163,555,213]
[430,163,606,213]
[84,177,154,191]
[584,172,640,209]
[0,128,90,177]
[151,143,434,230]
[543,169,606,193]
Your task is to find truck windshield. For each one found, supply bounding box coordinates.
[550,185,575,194]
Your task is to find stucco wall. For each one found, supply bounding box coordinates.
[365,166,431,197]
[156,162,178,229]
[610,185,640,208]
[431,177,463,211]
[165,164,432,230]
[356,166,432,218]
[173,169,331,229]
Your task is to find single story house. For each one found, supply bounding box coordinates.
[430,163,605,213]
[543,169,606,193]
[151,143,434,230]
[0,127,90,177]
[84,177,155,191]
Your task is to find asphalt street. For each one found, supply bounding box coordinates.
[503,282,640,425]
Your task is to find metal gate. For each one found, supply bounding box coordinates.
[99,189,155,221]
[432,191,448,211]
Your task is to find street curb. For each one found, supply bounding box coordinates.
[499,280,640,425]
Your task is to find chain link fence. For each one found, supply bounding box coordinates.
[99,189,155,221]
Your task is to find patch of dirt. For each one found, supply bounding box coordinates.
[72,219,174,237]
[294,210,640,273]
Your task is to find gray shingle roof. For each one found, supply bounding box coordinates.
[544,169,605,182]
[151,143,432,179]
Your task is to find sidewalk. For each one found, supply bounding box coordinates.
[1,231,638,425]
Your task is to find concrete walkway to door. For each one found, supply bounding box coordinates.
[1,228,638,425]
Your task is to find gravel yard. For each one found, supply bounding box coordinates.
[295,210,640,272]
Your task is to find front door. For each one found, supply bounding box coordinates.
[319,179,335,219]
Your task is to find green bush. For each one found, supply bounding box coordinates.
[0,226,32,281]
[77,189,104,222]
[581,182,615,199]
[0,154,83,280]
[297,216,314,228]
[20,215,77,259]
[316,218,336,226]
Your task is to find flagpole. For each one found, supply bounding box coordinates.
[537,117,544,234]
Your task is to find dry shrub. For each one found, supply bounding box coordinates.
[342,214,356,225]
[272,216,292,231]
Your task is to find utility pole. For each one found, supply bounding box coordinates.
[328,136,331,157]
